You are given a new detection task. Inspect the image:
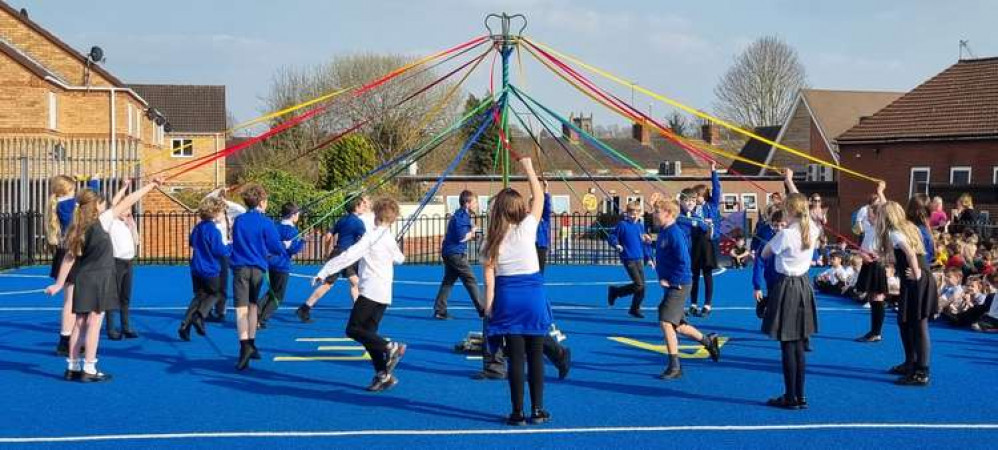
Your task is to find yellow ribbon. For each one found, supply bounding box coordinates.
[525,38,881,184]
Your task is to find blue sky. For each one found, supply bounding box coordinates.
[16,0,997,128]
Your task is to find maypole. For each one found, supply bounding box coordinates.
[486,13,525,187]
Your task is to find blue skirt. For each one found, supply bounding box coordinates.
[487,272,552,337]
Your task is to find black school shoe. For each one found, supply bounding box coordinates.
[472,370,506,380]
[236,341,253,371]
[855,332,882,343]
[79,371,112,383]
[192,313,206,336]
[366,373,398,392]
[63,369,82,381]
[895,369,930,387]
[530,408,551,425]
[766,395,801,410]
[658,366,682,380]
[296,305,312,323]
[704,333,722,362]
[505,411,527,426]
[122,329,139,339]
[178,325,191,342]
[700,306,712,318]
[888,363,911,375]
[796,397,809,410]
[607,287,618,307]
[628,309,645,319]
[107,329,123,341]
[688,305,701,317]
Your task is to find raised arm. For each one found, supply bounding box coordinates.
[784,168,799,194]
[111,178,132,206]
[875,181,887,204]
[514,150,544,221]
[710,162,721,207]
[111,177,162,218]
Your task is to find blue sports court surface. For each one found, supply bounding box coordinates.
[0,264,995,448]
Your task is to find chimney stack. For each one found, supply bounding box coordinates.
[562,113,579,142]
[701,121,720,145]
[632,122,651,146]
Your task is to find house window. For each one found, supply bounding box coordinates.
[740,193,758,212]
[445,196,460,213]
[551,195,570,214]
[950,166,971,185]
[47,92,57,130]
[721,194,739,213]
[603,195,621,215]
[171,139,194,158]
[909,167,930,198]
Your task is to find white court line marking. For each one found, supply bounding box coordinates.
[1,423,996,443]
[0,273,48,278]
[0,289,46,296]
[296,338,354,342]
[0,305,868,313]
[288,268,726,286]
[316,346,366,351]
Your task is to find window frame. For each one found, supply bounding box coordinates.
[949,166,972,185]
[909,167,930,198]
[551,195,571,214]
[740,193,758,212]
[721,193,739,213]
[170,138,194,158]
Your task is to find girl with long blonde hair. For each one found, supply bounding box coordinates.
[45,175,98,356]
[760,193,820,410]
[877,201,938,386]
[482,150,552,426]
[45,177,162,382]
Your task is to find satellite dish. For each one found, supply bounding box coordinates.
[88,46,104,63]
[164,123,173,133]
[154,116,165,126]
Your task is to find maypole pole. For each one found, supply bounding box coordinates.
[486,12,526,188]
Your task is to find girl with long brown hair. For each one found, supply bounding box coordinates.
[855,182,889,343]
[761,193,820,409]
[877,201,938,386]
[45,177,162,382]
[483,151,552,426]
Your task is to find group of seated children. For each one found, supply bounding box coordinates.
[812,228,997,333]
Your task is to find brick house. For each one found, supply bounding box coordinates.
[836,57,998,233]
[0,2,224,213]
[128,84,227,192]
[398,117,783,216]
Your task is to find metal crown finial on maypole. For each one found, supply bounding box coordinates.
[486,13,526,187]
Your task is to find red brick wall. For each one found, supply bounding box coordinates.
[837,139,998,232]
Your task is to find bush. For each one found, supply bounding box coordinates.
[241,168,344,230]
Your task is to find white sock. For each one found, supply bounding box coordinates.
[66,358,80,371]
[83,359,98,375]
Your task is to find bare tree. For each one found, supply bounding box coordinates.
[713,36,807,127]
[251,53,464,183]
[666,111,692,137]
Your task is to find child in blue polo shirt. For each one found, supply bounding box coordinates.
[607,201,653,318]
[652,198,722,380]
[433,190,482,319]
[180,197,231,341]
[258,202,305,328]
[231,184,289,370]
[689,163,722,317]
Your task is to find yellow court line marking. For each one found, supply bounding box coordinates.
[273,354,371,362]
[608,336,729,359]
[317,346,367,351]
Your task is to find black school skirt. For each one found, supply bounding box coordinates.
[857,261,888,296]
[762,274,818,341]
